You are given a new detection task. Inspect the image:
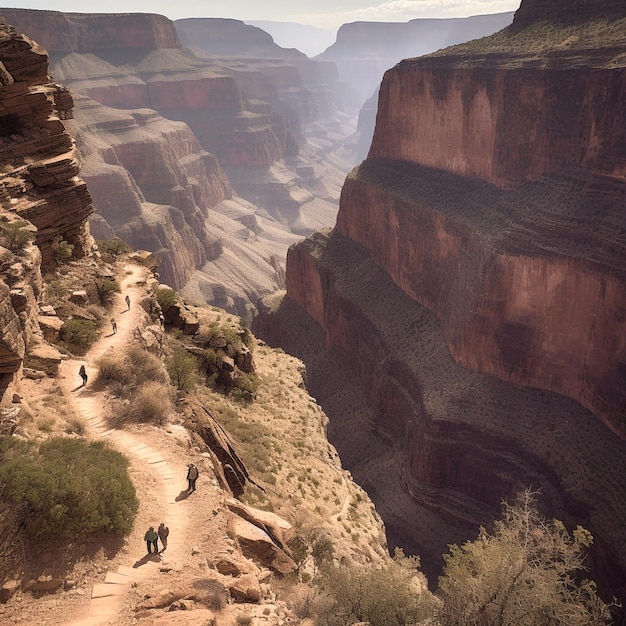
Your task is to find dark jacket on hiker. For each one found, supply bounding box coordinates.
[187,464,199,491]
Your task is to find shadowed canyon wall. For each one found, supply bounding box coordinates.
[254,0,626,603]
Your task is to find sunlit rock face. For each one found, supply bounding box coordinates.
[254,0,626,605]
[0,19,93,264]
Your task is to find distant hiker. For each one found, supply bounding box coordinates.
[125,294,131,310]
[110,317,117,334]
[79,364,87,387]
[187,463,199,492]
[144,526,158,554]
[158,522,169,551]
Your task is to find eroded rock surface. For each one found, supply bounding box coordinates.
[254,0,626,603]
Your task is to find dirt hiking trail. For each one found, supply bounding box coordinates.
[56,263,195,626]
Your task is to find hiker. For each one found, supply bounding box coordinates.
[125,294,131,310]
[186,463,199,492]
[79,364,87,387]
[144,526,158,554]
[158,522,169,551]
[110,317,117,334]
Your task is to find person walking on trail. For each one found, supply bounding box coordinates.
[158,522,169,552]
[110,317,117,334]
[125,294,131,310]
[79,364,88,387]
[144,526,158,554]
[186,463,199,492]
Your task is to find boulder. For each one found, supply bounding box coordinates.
[37,315,63,341]
[227,573,261,603]
[24,344,62,375]
[69,290,89,305]
[130,250,160,271]
[164,302,199,335]
[229,516,297,575]
[225,499,294,550]
[0,580,19,603]
[24,576,63,592]
[136,608,216,625]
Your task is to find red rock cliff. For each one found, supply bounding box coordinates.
[0,9,180,52]
[352,7,626,437]
[254,0,626,603]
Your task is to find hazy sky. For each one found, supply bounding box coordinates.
[2,1,521,30]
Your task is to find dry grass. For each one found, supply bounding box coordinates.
[188,307,388,568]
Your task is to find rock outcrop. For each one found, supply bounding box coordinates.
[0,19,93,398]
[2,10,352,316]
[0,19,93,265]
[254,0,626,603]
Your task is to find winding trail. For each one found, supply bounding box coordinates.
[56,263,192,626]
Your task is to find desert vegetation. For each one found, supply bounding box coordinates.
[0,437,138,581]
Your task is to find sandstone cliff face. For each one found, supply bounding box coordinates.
[370,58,626,187]
[0,20,91,399]
[0,20,93,265]
[0,9,180,52]
[255,0,626,602]
[68,95,230,289]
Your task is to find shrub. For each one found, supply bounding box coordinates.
[131,381,173,424]
[0,220,34,252]
[157,287,177,313]
[312,548,434,626]
[52,238,74,261]
[167,347,198,392]
[437,490,613,626]
[95,278,121,305]
[96,237,132,256]
[127,345,168,385]
[0,437,138,539]
[59,318,99,355]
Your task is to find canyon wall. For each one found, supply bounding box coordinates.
[0,19,92,398]
[254,0,626,603]
[1,9,349,300]
[318,12,514,108]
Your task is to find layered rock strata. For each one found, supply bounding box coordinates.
[0,20,92,397]
[68,94,230,289]
[254,0,626,602]
[0,20,93,265]
[318,12,514,108]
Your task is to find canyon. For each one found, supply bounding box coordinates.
[2,0,626,617]
[253,0,626,607]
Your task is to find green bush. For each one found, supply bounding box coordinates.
[167,347,198,392]
[0,220,34,252]
[0,437,138,539]
[53,238,74,261]
[96,237,132,256]
[157,287,177,313]
[59,318,99,355]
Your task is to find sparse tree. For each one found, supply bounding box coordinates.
[437,489,614,626]
[167,346,198,392]
[313,548,435,626]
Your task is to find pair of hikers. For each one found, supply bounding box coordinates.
[144,522,169,554]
